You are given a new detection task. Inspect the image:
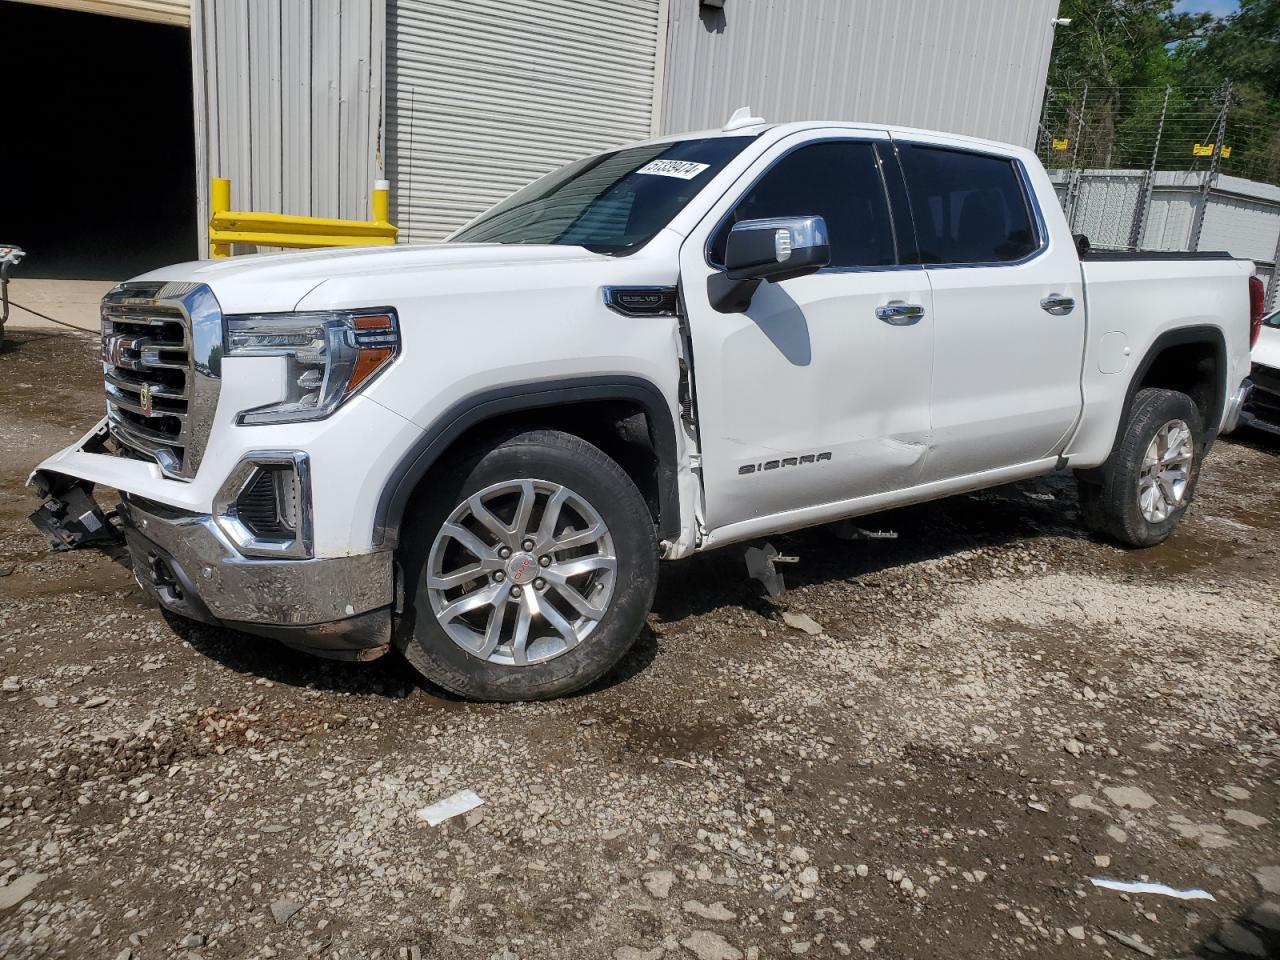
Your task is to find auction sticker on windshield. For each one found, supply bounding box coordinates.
[636,160,711,180]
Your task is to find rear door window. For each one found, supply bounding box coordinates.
[894,144,1039,265]
[710,140,898,269]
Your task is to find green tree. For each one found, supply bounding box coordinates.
[1191,0,1280,100]
[1045,0,1279,182]
[1049,0,1211,93]
[1177,0,1280,181]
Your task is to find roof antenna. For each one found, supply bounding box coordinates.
[723,106,766,132]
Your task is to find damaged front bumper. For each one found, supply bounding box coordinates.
[117,495,393,660]
[29,421,123,550]
[29,423,394,662]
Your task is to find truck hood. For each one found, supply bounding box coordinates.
[132,243,615,314]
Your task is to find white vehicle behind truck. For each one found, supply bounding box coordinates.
[30,114,1264,701]
[1240,306,1280,435]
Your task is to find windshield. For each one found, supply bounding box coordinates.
[450,137,755,254]
[1265,308,1280,329]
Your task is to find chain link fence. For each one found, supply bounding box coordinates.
[1037,85,1280,310]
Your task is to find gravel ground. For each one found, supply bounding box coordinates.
[1,328,1278,960]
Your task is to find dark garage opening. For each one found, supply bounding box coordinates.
[0,4,197,279]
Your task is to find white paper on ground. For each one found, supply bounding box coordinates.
[417,789,485,826]
[1090,877,1216,901]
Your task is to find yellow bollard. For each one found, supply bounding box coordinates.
[372,179,390,225]
[208,177,397,255]
[210,178,232,258]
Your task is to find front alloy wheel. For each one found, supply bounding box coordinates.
[396,428,658,701]
[426,479,617,666]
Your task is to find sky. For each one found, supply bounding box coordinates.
[1173,0,1240,17]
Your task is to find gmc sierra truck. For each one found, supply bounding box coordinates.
[29,115,1264,701]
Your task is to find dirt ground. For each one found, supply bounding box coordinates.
[1,327,1278,960]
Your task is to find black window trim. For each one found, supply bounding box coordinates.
[703,135,925,276]
[889,137,1050,270]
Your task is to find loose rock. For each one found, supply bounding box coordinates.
[643,870,676,900]
[781,613,824,636]
[681,930,743,960]
[1224,809,1269,829]
[0,872,48,910]
[1254,866,1280,896]
[615,948,664,960]
[683,900,737,922]
[1214,920,1266,958]
[1102,786,1156,810]
[270,898,302,925]
[1105,930,1155,957]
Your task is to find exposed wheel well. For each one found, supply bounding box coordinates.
[412,400,664,524]
[1134,337,1224,440]
[373,378,681,549]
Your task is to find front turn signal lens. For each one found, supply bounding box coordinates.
[348,313,399,394]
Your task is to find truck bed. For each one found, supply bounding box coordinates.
[1063,252,1255,468]
[1081,249,1238,262]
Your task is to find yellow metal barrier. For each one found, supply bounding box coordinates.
[209,178,398,258]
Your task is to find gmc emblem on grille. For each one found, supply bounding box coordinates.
[103,333,143,367]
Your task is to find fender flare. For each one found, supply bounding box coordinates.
[1085,325,1228,478]
[372,375,681,549]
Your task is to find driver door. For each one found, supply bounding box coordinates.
[680,132,935,533]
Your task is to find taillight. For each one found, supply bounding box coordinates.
[1249,275,1265,348]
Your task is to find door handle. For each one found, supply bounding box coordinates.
[875,301,925,325]
[1040,294,1075,315]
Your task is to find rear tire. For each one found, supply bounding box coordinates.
[395,428,658,701]
[1077,387,1204,548]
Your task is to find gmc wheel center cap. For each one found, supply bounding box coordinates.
[506,552,538,584]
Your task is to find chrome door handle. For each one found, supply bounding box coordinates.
[875,301,925,325]
[1040,294,1075,315]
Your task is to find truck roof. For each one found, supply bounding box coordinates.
[629,118,1030,159]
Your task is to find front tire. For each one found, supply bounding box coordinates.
[1077,387,1204,547]
[395,428,658,701]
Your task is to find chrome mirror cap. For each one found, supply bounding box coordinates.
[723,215,831,282]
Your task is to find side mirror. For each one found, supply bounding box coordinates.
[724,216,831,282]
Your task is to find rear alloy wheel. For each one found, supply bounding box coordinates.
[1137,419,1194,524]
[397,429,658,701]
[1077,387,1204,548]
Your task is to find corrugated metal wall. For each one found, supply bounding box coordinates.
[190,0,385,254]
[191,0,1064,253]
[12,0,190,27]
[660,0,1059,148]
[1050,169,1280,298]
[386,0,667,242]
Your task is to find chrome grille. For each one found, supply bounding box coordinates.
[101,282,223,480]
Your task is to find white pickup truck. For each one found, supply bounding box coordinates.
[30,116,1264,701]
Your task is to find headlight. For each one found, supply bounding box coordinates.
[225,308,400,424]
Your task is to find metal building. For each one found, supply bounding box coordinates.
[387,0,669,241]
[384,0,1062,242]
[661,0,1058,149]
[4,0,1062,272]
